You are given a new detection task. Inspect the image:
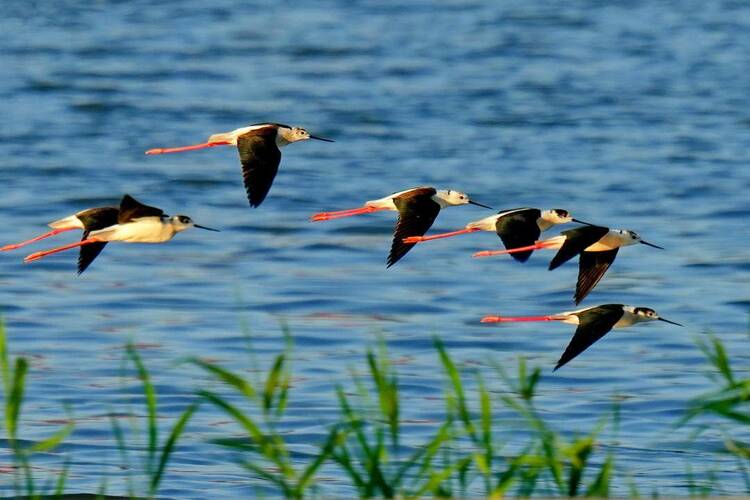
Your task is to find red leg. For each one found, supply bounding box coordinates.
[310,206,387,222]
[1,227,77,252]
[24,237,101,263]
[473,241,553,258]
[403,227,480,244]
[145,141,231,155]
[481,315,563,323]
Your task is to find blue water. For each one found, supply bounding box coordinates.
[1,0,749,496]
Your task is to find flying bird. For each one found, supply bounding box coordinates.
[23,195,219,272]
[474,225,663,303]
[1,206,120,274]
[310,186,493,267]
[145,123,333,207]
[481,304,682,370]
[403,207,589,262]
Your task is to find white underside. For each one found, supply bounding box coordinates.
[89,217,177,243]
[540,230,633,252]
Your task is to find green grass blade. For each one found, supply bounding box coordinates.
[0,320,10,400]
[108,413,135,498]
[240,460,291,495]
[28,422,73,454]
[190,358,257,401]
[331,445,366,492]
[126,344,157,476]
[199,390,293,476]
[53,459,70,498]
[296,425,344,493]
[149,402,200,495]
[7,357,28,442]
[586,453,613,497]
[434,338,476,441]
[263,354,286,415]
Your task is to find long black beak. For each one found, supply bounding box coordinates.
[194,224,220,232]
[572,218,595,226]
[469,200,494,209]
[658,317,683,327]
[640,240,664,250]
[310,135,335,142]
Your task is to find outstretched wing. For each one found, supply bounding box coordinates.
[77,208,119,275]
[236,126,281,208]
[574,249,619,304]
[77,241,108,275]
[548,225,610,270]
[118,195,163,223]
[554,304,624,371]
[495,208,542,263]
[387,188,440,267]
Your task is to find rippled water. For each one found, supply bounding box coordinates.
[1,0,749,496]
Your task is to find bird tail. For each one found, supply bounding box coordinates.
[48,215,84,230]
[207,132,234,143]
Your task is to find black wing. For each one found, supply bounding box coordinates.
[495,208,542,263]
[548,225,610,271]
[236,127,281,208]
[574,249,619,304]
[77,207,119,274]
[118,195,163,223]
[554,304,624,371]
[387,188,440,268]
[77,241,108,275]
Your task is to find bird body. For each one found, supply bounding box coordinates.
[474,224,663,303]
[311,186,492,267]
[20,195,218,272]
[481,304,681,370]
[403,207,586,262]
[89,216,185,243]
[146,122,333,207]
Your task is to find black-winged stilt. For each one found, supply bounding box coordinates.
[310,186,493,267]
[145,123,333,207]
[481,304,682,370]
[22,195,218,272]
[402,207,589,262]
[474,224,663,304]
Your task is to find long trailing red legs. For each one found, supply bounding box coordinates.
[310,206,387,222]
[24,237,101,263]
[403,227,481,244]
[0,227,78,252]
[473,241,555,258]
[145,141,232,155]
[480,315,564,323]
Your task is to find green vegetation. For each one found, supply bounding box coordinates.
[0,321,748,498]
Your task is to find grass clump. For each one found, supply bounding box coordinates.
[0,320,72,497]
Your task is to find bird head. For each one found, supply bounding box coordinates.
[618,229,663,249]
[434,190,493,209]
[285,127,334,143]
[541,209,574,225]
[170,215,219,233]
[540,209,593,226]
[633,307,682,326]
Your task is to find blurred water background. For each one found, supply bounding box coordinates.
[1,0,749,496]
